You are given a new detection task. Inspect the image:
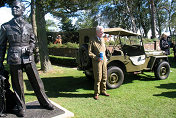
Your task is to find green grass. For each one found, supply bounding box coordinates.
[5,55,176,118]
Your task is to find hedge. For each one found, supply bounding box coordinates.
[49,55,77,67]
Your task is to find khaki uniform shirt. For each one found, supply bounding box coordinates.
[88,37,107,62]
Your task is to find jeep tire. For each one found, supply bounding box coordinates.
[107,66,124,89]
[154,61,170,80]
[85,70,93,80]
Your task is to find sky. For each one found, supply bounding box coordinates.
[0,7,13,26]
[0,7,60,31]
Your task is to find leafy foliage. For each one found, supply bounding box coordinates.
[46,19,58,32]
[0,0,14,7]
[48,42,79,49]
[75,0,176,38]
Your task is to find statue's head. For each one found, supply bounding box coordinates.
[11,1,25,17]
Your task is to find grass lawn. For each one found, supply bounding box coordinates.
[6,55,176,118]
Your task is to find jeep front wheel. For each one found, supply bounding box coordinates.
[107,66,124,89]
[154,61,170,80]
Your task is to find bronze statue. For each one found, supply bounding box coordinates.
[0,1,54,117]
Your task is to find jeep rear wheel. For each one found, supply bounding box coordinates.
[107,66,124,89]
[80,44,92,69]
[154,61,170,80]
[85,70,93,80]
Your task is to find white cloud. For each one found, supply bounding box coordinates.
[45,13,60,32]
[0,7,60,32]
[0,7,13,25]
[45,13,59,23]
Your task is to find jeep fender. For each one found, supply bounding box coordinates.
[147,56,168,70]
[107,60,126,72]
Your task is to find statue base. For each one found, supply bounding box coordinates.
[5,100,74,118]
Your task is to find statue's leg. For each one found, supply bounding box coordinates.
[10,65,26,111]
[24,62,53,109]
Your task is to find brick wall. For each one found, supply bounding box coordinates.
[144,41,160,51]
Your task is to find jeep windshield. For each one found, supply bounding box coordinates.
[104,27,141,45]
[104,28,144,56]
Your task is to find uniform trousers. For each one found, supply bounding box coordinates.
[92,59,107,95]
[10,62,51,111]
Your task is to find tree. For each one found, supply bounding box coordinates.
[100,0,145,32]
[28,0,107,72]
[150,0,157,39]
[170,0,176,34]
[155,0,168,36]
[0,0,14,7]
[59,15,76,31]
[123,0,137,32]
[100,1,131,29]
[137,0,151,37]
[31,0,37,37]
[35,0,52,72]
[33,0,102,72]
[75,11,95,29]
[46,19,58,32]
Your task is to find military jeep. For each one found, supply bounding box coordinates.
[76,28,170,89]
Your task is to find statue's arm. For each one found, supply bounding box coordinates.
[26,25,36,55]
[29,25,36,50]
[0,25,7,69]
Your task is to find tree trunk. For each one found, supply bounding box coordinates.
[150,0,156,39]
[31,0,37,37]
[31,0,40,64]
[36,1,52,72]
[168,11,172,35]
[125,0,137,33]
[156,12,162,36]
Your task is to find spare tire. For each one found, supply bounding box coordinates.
[79,44,92,69]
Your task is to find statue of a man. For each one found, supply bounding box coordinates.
[0,0,54,117]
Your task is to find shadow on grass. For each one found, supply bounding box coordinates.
[156,83,176,89]
[22,56,176,98]
[123,73,157,85]
[24,76,94,98]
[153,83,176,98]
[153,91,176,98]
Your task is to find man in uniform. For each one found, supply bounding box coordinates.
[0,1,54,117]
[88,26,110,100]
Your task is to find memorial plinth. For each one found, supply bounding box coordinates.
[5,100,74,118]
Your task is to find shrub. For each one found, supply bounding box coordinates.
[105,37,158,46]
[49,55,77,67]
[48,42,79,49]
[105,40,116,46]
[64,42,79,48]
[48,43,59,48]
